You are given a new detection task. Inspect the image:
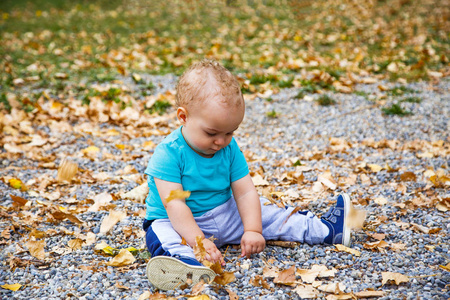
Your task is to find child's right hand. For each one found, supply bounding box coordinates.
[202,238,225,266]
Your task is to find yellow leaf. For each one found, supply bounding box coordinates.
[189,295,211,300]
[382,272,409,285]
[335,244,361,256]
[440,262,450,271]
[107,249,136,267]
[9,178,23,189]
[368,164,383,173]
[82,146,100,154]
[115,144,126,150]
[166,190,191,202]
[1,283,22,291]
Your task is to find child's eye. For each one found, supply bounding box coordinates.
[226,132,234,136]
[206,132,216,137]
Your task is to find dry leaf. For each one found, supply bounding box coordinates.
[400,172,416,182]
[1,283,22,291]
[263,265,279,278]
[25,240,46,260]
[88,192,113,212]
[346,204,366,229]
[68,238,83,250]
[293,284,318,298]
[189,295,211,300]
[226,289,239,300]
[165,190,191,202]
[10,194,29,207]
[363,240,389,251]
[317,172,337,190]
[368,164,383,173]
[381,272,409,285]
[107,249,136,267]
[252,174,269,186]
[354,290,385,298]
[273,265,296,286]
[440,262,450,271]
[100,210,127,234]
[57,159,78,182]
[122,183,149,203]
[335,244,361,256]
[318,282,346,293]
[374,197,387,206]
[213,271,236,286]
[250,275,270,289]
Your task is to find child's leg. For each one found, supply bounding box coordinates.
[143,219,216,290]
[200,197,329,246]
[143,218,201,265]
[259,199,329,245]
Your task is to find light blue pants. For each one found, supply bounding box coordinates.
[144,197,329,261]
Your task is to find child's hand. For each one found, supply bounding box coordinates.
[240,231,265,258]
[202,238,225,266]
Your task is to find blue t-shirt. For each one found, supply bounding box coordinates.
[144,126,249,220]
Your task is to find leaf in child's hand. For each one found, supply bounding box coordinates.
[166,190,191,202]
[193,236,208,262]
[180,237,188,245]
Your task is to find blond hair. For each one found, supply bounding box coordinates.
[176,59,243,109]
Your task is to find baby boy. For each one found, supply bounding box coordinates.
[143,59,351,291]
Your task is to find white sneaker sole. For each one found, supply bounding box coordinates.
[341,193,351,247]
[146,256,216,291]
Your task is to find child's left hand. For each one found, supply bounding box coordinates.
[240,231,265,258]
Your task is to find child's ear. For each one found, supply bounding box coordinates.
[177,107,188,124]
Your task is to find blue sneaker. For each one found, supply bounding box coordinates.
[321,193,351,247]
[146,256,216,291]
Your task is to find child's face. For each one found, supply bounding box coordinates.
[178,98,244,158]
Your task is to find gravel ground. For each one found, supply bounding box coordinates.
[0,75,449,299]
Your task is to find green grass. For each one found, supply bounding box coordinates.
[266,109,278,118]
[401,96,422,103]
[0,0,447,113]
[316,95,336,106]
[387,86,418,96]
[382,103,413,116]
[146,100,172,115]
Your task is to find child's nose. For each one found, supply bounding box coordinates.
[214,137,225,145]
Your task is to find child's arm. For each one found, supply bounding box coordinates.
[231,174,266,258]
[154,178,224,265]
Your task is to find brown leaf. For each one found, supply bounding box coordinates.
[226,289,239,300]
[106,249,136,267]
[363,240,389,251]
[250,275,270,289]
[273,265,296,286]
[381,272,409,285]
[10,194,29,207]
[213,271,235,286]
[25,240,46,260]
[400,172,416,182]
